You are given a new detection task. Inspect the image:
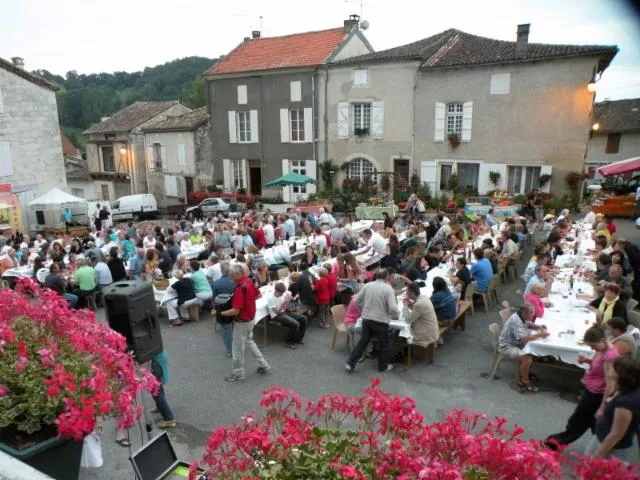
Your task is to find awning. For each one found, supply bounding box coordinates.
[264,172,317,187]
[597,157,640,176]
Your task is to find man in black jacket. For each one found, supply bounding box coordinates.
[617,238,640,302]
[298,264,318,318]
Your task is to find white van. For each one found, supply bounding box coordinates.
[111,194,158,222]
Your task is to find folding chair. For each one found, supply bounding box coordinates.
[486,323,519,382]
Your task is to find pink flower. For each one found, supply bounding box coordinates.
[0,385,7,397]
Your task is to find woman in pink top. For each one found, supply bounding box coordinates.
[546,325,619,449]
[344,294,363,349]
[523,283,548,322]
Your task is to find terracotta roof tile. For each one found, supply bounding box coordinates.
[60,133,79,157]
[84,101,179,134]
[335,29,617,71]
[593,98,640,133]
[143,106,209,132]
[206,28,348,75]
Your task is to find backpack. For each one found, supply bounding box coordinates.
[213,283,247,324]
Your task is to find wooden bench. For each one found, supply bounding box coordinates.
[401,301,472,367]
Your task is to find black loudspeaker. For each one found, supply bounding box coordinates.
[104,280,163,363]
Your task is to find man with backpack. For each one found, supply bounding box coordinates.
[220,264,270,382]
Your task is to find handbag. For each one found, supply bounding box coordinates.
[80,430,103,468]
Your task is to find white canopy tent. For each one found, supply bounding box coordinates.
[27,188,88,232]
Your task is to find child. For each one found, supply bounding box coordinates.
[313,267,331,328]
[323,262,338,304]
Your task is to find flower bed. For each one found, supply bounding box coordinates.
[191,380,639,480]
[0,280,158,446]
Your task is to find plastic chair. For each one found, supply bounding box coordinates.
[277,268,290,280]
[464,282,476,316]
[330,304,353,352]
[487,274,501,306]
[486,323,519,382]
[498,303,512,327]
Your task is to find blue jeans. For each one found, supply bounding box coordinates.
[220,323,233,354]
[151,359,174,421]
[63,293,78,308]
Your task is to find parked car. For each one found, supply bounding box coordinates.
[111,194,158,222]
[185,197,230,220]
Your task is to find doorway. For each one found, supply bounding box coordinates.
[393,158,410,200]
[185,177,194,200]
[249,167,262,196]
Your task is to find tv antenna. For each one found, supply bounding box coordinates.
[344,0,365,18]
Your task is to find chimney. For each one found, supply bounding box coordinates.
[11,57,24,70]
[244,36,250,43]
[516,24,530,57]
[344,14,360,33]
[251,30,261,39]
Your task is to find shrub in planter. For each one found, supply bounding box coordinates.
[447,132,461,149]
[0,280,157,477]
[191,380,638,480]
[379,174,391,192]
[539,174,552,188]
[488,170,501,189]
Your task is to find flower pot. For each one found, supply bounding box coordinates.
[0,436,83,480]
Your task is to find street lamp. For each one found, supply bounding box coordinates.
[592,122,600,131]
[119,146,127,155]
[587,80,597,93]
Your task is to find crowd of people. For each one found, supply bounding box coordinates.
[1,198,639,461]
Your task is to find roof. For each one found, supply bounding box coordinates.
[0,57,58,91]
[206,28,349,75]
[65,158,90,181]
[143,106,209,132]
[61,133,79,158]
[593,98,640,133]
[335,29,618,71]
[84,101,180,134]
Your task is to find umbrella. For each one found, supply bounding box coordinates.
[264,173,317,203]
[264,172,317,187]
[597,157,640,176]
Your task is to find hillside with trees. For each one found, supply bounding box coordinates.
[33,56,216,148]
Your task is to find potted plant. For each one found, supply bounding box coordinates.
[379,173,391,192]
[447,132,461,149]
[191,380,638,479]
[539,173,552,188]
[0,280,158,480]
[489,170,502,189]
[354,127,370,137]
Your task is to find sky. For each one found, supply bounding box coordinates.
[1,0,639,100]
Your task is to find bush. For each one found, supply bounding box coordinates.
[512,194,525,205]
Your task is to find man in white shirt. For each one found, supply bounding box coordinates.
[284,215,296,239]
[356,228,387,257]
[204,254,222,283]
[266,282,307,348]
[265,246,291,272]
[263,222,275,247]
[34,234,46,250]
[499,231,518,259]
[143,233,156,250]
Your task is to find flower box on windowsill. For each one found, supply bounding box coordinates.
[354,127,370,137]
[447,132,461,149]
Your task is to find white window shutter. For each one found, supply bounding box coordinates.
[337,102,349,139]
[0,87,4,114]
[228,111,237,143]
[434,102,445,142]
[177,143,186,165]
[222,159,231,189]
[371,101,384,139]
[306,160,317,194]
[354,69,368,86]
[303,108,313,143]
[250,110,259,143]
[281,159,290,201]
[240,159,247,189]
[462,101,473,142]
[160,145,167,171]
[237,85,247,104]
[0,141,13,176]
[420,160,437,195]
[290,81,301,102]
[146,145,155,172]
[280,109,290,143]
[490,73,511,95]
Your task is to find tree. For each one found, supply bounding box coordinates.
[181,76,207,108]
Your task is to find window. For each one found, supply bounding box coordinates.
[237,85,247,104]
[231,160,243,189]
[352,103,371,134]
[354,68,368,86]
[490,73,511,95]
[347,158,376,182]
[237,111,251,143]
[606,133,621,154]
[152,143,163,171]
[289,109,305,142]
[457,163,479,191]
[71,188,84,198]
[290,160,307,194]
[507,166,540,193]
[290,81,301,102]
[446,103,463,134]
[439,164,452,190]
[101,146,115,172]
